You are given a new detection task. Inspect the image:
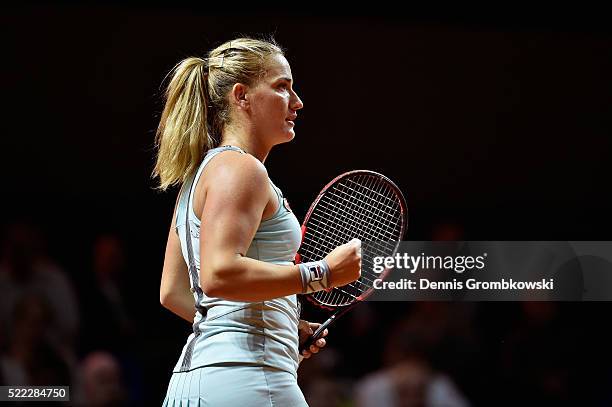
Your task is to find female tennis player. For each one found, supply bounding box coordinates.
[154,37,361,406]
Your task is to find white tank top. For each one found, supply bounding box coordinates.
[174,146,303,375]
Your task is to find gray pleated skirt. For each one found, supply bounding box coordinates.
[162,364,308,406]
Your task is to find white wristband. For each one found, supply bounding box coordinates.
[298,260,330,293]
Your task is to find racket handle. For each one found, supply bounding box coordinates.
[299,315,335,353]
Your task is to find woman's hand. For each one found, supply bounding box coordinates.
[298,320,328,359]
[324,238,362,288]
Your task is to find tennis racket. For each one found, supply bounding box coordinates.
[297,170,408,353]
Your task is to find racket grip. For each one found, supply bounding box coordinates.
[299,315,335,354]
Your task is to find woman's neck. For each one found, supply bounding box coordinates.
[220,130,270,163]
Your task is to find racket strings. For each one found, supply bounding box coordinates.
[302,182,396,260]
[319,192,399,241]
[311,209,393,248]
[328,176,400,304]
[346,181,403,241]
[343,176,401,237]
[322,176,399,305]
[316,175,400,245]
[300,174,403,306]
[304,175,401,250]
[345,179,401,215]
[303,196,398,273]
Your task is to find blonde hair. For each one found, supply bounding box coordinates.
[153,37,284,190]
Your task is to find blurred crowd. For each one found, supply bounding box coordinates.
[0,221,134,406]
[0,220,610,406]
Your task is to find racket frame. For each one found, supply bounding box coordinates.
[296,170,408,352]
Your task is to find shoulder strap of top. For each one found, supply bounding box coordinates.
[187,145,245,223]
[267,178,284,215]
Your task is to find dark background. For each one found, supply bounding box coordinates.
[2,2,611,406]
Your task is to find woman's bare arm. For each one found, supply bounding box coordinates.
[198,153,304,301]
[159,200,196,322]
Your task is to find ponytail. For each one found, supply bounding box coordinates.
[153,37,284,190]
[153,57,215,190]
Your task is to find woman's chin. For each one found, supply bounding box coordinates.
[281,129,296,143]
[269,128,296,146]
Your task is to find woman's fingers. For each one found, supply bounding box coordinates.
[307,323,329,338]
[301,321,329,359]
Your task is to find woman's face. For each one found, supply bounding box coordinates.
[248,54,304,146]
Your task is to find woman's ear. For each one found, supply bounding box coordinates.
[231,83,250,110]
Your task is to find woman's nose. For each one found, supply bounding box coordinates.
[291,91,304,110]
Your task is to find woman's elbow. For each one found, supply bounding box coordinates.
[200,274,225,297]
[160,284,181,309]
[200,263,235,297]
[201,283,219,297]
[160,289,173,308]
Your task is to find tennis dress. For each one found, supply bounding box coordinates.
[162,146,307,406]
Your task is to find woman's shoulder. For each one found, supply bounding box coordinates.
[204,149,269,190]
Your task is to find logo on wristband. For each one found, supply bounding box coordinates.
[308,264,323,281]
